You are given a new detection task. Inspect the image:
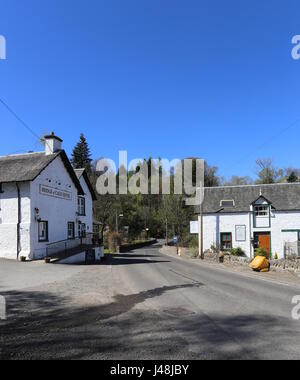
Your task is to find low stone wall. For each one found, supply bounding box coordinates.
[269,258,300,275]
[201,251,251,266]
[162,246,300,275]
[119,239,157,253]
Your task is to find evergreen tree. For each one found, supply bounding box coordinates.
[71,133,92,171]
[287,171,298,183]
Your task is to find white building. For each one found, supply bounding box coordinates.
[198,183,300,259]
[0,133,97,261]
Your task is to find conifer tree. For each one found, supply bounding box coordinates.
[287,171,298,183]
[71,133,92,171]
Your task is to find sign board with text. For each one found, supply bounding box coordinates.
[235,225,246,242]
[39,185,72,201]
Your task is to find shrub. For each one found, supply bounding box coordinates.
[254,247,270,259]
[109,232,122,252]
[230,247,245,257]
[274,252,278,260]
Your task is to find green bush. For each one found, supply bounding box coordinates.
[230,247,245,257]
[254,247,270,259]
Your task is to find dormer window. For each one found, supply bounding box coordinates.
[254,205,269,217]
[220,200,235,208]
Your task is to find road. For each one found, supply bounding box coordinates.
[1,243,300,360]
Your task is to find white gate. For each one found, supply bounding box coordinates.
[284,241,300,258]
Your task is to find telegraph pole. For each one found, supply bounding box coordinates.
[166,218,168,245]
[197,201,204,259]
[199,201,204,259]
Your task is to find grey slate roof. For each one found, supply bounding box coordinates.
[0,150,84,195]
[197,183,300,214]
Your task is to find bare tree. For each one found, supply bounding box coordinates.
[255,158,284,184]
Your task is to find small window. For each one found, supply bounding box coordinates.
[67,222,75,239]
[220,233,232,250]
[255,205,269,217]
[81,223,86,238]
[78,197,86,216]
[220,200,235,208]
[38,221,48,242]
[78,222,86,238]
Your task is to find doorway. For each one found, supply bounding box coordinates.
[254,232,271,254]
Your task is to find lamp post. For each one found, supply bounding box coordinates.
[116,212,124,234]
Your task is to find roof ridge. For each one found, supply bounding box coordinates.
[205,182,300,190]
[0,151,45,159]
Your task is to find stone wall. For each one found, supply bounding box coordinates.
[269,258,300,275]
[162,245,300,276]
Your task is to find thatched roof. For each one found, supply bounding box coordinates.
[0,150,84,195]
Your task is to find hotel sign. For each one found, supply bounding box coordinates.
[39,185,72,201]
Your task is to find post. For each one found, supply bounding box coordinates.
[198,203,204,259]
[165,218,168,246]
[116,211,119,234]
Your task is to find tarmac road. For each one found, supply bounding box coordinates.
[1,243,300,360]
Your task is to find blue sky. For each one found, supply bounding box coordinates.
[0,0,299,179]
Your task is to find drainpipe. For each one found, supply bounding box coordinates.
[16,183,21,260]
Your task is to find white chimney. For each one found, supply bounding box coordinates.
[44,132,63,155]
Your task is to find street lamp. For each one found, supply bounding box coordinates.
[116,212,124,233]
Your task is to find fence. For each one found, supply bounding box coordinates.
[46,233,95,258]
[284,241,300,259]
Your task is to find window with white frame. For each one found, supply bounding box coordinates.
[220,200,235,208]
[254,205,269,217]
[78,197,86,216]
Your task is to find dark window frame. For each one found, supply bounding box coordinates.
[38,221,49,242]
[67,222,75,240]
[220,232,232,251]
[78,196,86,216]
[254,205,269,217]
[78,221,86,238]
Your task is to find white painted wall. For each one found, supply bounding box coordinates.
[30,156,79,259]
[78,175,93,236]
[0,155,95,261]
[0,182,31,259]
[203,210,300,259]
[203,213,251,256]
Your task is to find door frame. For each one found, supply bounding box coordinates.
[254,232,271,253]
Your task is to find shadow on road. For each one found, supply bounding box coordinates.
[103,252,170,266]
[0,282,298,360]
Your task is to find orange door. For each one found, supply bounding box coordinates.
[258,234,271,253]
